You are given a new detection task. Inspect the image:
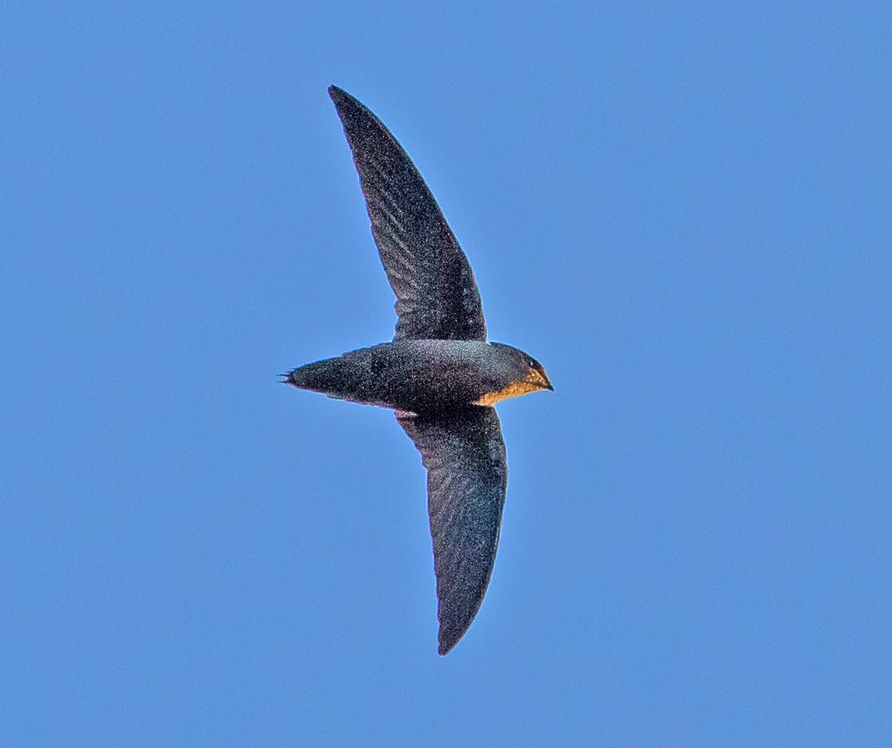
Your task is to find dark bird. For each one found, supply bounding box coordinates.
[285,86,552,655]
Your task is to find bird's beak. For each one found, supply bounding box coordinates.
[527,367,554,392]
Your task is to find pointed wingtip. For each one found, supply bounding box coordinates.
[437,625,466,656]
[329,85,361,124]
[328,84,349,103]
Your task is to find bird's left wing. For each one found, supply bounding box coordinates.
[329,86,487,342]
[396,406,507,654]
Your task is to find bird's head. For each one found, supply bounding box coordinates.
[475,343,553,406]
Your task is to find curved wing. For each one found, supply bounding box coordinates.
[329,86,487,342]
[396,406,507,654]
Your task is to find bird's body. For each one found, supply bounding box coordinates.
[285,86,551,654]
[289,340,548,413]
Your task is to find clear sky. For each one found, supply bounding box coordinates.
[3,2,890,745]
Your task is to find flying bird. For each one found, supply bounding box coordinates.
[285,86,552,655]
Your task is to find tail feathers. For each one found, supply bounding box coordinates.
[285,351,374,403]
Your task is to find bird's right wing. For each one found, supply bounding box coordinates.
[329,86,487,342]
[396,406,507,655]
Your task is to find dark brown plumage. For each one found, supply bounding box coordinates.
[285,86,552,654]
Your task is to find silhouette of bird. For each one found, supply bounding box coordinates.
[285,86,552,654]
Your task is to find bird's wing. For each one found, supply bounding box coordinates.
[396,406,507,654]
[329,86,487,342]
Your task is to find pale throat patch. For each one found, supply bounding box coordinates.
[474,380,542,407]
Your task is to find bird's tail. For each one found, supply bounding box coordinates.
[283,348,375,404]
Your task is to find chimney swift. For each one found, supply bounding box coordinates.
[285,86,552,655]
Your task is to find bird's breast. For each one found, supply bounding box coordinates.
[364,340,501,413]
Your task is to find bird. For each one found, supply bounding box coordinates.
[284,85,552,655]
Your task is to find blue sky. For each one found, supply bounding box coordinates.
[3,2,890,745]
